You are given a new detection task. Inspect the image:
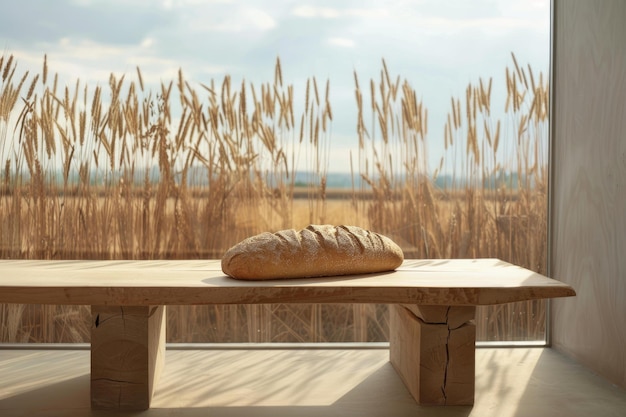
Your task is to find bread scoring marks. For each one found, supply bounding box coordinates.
[305,225,338,252]
[305,224,365,255]
[221,224,404,279]
[338,225,366,254]
[274,229,301,254]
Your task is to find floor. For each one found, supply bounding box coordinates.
[0,346,625,417]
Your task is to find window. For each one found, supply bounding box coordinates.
[0,0,550,344]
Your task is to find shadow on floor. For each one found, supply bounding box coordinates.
[505,349,626,417]
[0,349,472,417]
[2,348,625,417]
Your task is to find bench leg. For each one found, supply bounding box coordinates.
[90,305,166,410]
[389,304,476,406]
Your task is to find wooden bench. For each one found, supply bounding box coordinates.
[0,258,575,410]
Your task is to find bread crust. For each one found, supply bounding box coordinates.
[221,225,404,280]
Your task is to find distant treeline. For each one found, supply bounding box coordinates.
[2,167,529,191]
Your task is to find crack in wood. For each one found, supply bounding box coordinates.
[442,306,451,404]
[93,307,127,329]
[148,306,160,317]
[390,304,478,406]
[92,377,143,386]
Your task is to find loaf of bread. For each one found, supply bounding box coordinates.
[221,224,404,280]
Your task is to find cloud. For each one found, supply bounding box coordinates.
[0,0,172,46]
[292,5,340,19]
[291,5,388,19]
[1,0,550,173]
[11,35,226,90]
[212,7,277,32]
[417,15,547,33]
[159,0,231,9]
[328,38,355,48]
[141,37,155,48]
[179,4,276,34]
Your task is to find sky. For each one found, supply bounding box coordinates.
[1,0,550,174]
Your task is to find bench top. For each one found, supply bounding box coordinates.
[0,259,575,306]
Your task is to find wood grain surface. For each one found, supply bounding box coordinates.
[389,305,475,405]
[551,0,626,389]
[0,259,574,306]
[90,305,165,410]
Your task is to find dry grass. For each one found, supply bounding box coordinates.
[0,53,548,343]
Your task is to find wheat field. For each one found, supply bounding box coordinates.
[0,53,549,343]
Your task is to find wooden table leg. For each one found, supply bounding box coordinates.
[389,304,476,406]
[90,305,166,410]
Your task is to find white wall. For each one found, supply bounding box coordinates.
[550,0,626,389]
